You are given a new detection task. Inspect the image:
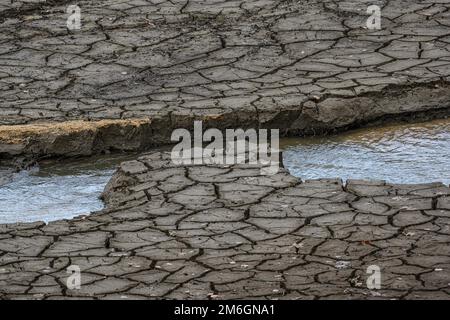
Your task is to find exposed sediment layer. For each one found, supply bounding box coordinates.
[0,119,154,159]
[0,152,449,299]
[1,81,450,160]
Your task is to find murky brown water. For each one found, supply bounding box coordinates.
[282,118,450,185]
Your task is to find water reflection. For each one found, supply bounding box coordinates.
[282,118,450,185]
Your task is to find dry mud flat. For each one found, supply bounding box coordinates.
[0,152,449,300]
[0,0,450,299]
[1,0,450,158]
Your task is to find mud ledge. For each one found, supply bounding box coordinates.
[0,119,156,164]
[0,152,449,299]
[1,80,450,165]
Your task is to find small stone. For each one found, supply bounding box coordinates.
[371,291,382,297]
[335,261,351,269]
[110,252,130,257]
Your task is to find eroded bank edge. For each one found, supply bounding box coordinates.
[1,81,450,168]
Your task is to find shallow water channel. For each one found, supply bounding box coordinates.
[0,154,135,224]
[282,118,450,185]
[0,119,448,224]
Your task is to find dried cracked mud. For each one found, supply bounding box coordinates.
[0,0,450,300]
[0,152,449,299]
[1,0,450,158]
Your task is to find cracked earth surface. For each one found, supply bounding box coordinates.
[1,0,450,158]
[0,0,450,300]
[0,152,449,300]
